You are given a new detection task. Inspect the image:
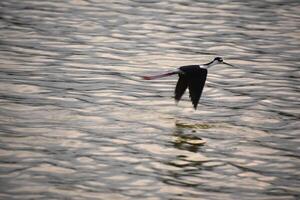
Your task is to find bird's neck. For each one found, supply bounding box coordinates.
[200,60,218,69]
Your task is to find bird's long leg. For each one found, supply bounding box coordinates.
[141,71,179,80]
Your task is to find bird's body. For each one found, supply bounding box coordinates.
[175,65,207,109]
[142,57,233,109]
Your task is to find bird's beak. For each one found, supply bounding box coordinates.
[222,62,234,67]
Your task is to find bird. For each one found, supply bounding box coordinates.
[142,57,234,109]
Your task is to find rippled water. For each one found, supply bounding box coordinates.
[1,0,300,199]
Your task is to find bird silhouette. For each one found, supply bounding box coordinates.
[142,57,233,109]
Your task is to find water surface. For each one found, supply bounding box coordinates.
[0,0,299,199]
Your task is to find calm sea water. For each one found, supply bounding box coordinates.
[0,0,299,199]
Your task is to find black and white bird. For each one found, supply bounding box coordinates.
[142,57,234,109]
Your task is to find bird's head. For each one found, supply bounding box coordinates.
[214,57,223,63]
[205,57,234,68]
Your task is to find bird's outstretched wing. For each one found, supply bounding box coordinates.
[188,69,207,109]
[175,74,188,102]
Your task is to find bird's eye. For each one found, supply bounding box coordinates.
[215,57,223,62]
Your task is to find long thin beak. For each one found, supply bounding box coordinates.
[223,62,234,67]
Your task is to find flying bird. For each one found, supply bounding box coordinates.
[142,57,234,109]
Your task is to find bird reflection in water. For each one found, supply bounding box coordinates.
[172,121,209,153]
[161,122,210,172]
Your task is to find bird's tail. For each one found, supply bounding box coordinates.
[141,71,179,80]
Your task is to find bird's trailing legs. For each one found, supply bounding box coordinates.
[141,71,179,80]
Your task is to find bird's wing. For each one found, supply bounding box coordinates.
[174,74,188,103]
[188,69,207,109]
